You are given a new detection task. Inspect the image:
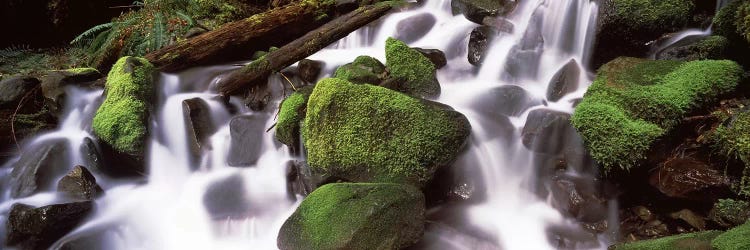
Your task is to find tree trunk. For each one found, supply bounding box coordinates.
[145,1,339,72]
[217,3,393,96]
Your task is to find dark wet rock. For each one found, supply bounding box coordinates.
[41,68,102,115]
[203,175,252,219]
[183,98,215,166]
[78,138,103,177]
[648,156,731,201]
[297,59,324,83]
[633,206,656,222]
[5,201,94,250]
[415,48,447,69]
[227,114,266,167]
[395,13,437,43]
[278,183,425,250]
[656,35,730,61]
[481,16,514,33]
[285,160,314,200]
[98,139,145,177]
[546,59,580,102]
[471,85,542,117]
[635,220,670,238]
[9,139,69,198]
[0,76,40,109]
[522,109,575,154]
[550,173,608,223]
[669,209,706,230]
[244,84,271,111]
[57,166,104,200]
[468,26,498,66]
[451,0,518,24]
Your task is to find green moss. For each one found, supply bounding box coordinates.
[712,109,750,195]
[92,57,155,156]
[710,199,750,227]
[277,183,424,250]
[275,86,314,147]
[332,56,386,84]
[712,221,750,250]
[738,2,750,43]
[612,0,693,29]
[692,36,731,60]
[613,230,722,250]
[572,57,743,172]
[714,0,750,45]
[385,37,440,98]
[302,78,470,186]
[64,68,99,75]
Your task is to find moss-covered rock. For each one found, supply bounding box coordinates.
[385,38,440,98]
[572,57,743,172]
[710,199,750,228]
[302,78,470,187]
[92,56,155,157]
[594,0,694,67]
[332,56,386,85]
[612,230,722,250]
[712,108,750,195]
[712,221,750,249]
[714,0,750,44]
[451,0,518,24]
[277,183,425,250]
[275,86,314,149]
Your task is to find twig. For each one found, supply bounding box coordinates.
[280,72,297,91]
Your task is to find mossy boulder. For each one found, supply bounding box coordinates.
[302,78,470,187]
[714,0,750,45]
[709,199,750,228]
[451,0,518,24]
[384,38,440,98]
[712,109,750,195]
[594,0,694,67]
[571,57,743,172]
[612,230,722,250]
[332,56,386,85]
[92,56,155,159]
[712,221,750,249]
[277,183,425,250]
[276,86,314,151]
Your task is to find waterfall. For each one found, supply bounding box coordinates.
[0,0,614,249]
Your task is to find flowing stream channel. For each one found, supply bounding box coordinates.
[0,0,669,249]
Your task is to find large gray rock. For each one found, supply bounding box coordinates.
[57,165,104,200]
[227,114,267,167]
[5,201,94,250]
[41,68,102,115]
[471,85,542,117]
[546,59,580,102]
[468,26,498,66]
[183,98,215,167]
[395,13,437,43]
[202,175,252,219]
[0,76,40,109]
[9,139,69,198]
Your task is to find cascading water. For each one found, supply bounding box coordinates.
[0,0,618,249]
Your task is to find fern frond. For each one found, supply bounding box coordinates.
[71,22,114,45]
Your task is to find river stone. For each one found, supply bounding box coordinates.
[277,183,425,250]
[302,78,471,187]
[57,165,104,200]
[546,59,580,102]
[522,109,575,155]
[183,97,215,166]
[395,13,437,43]
[41,68,102,115]
[203,175,252,219]
[0,76,40,109]
[297,59,324,83]
[648,156,730,201]
[285,160,314,200]
[227,114,266,167]
[471,85,542,117]
[9,139,69,198]
[5,201,94,250]
[468,26,498,66]
[415,48,447,69]
[452,0,518,24]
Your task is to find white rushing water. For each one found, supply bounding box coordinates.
[0,0,620,249]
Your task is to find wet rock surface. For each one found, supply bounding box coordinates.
[41,68,102,115]
[285,160,314,200]
[546,59,580,102]
[297,59,323,83]
[395,13,437,43]
[5,201,94,250]
[227,114,267,166]
[468,26,498,66]
[648,156,731,201]
[0,76,40,108]
[522,109,576,155]
[203,175,252,219]
[57,165,104,200]
[183,97,215,166]
[9,139,69,198]
[471,85,542,117]
[452,0,518,24]
[415,48,447,69]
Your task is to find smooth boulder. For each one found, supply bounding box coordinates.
[57,165,104,200]
[5,201,94,250]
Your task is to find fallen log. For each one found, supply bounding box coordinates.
[146,1,341,72]
[218,3,393,96]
